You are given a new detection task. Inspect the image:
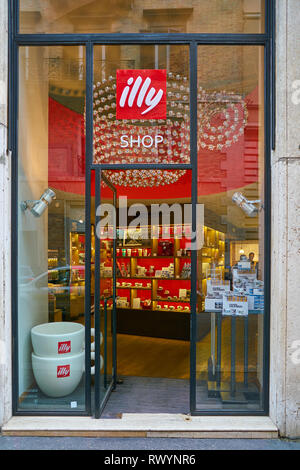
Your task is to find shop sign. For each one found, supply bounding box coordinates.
[116,69,167,120]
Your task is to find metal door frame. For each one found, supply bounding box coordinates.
[9,0,275,417]
[94,169,117,418]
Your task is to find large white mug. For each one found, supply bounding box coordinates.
[90,328,103,351]
[31,322,103,357]
[32,350,104,397]
[32,350,85,398]
[31,322,85,357]
[90,351,104,375]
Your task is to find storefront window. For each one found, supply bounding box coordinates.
[196,45,265,411]
[19,1,265,35]
[14,32,269,415]
[17,45,87,411]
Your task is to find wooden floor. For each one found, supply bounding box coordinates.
[116,334,190,379]
[114,315,258,383]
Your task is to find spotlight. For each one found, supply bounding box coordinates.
[21,189,56,217]
[232,192,262,218]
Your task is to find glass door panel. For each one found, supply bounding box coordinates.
[93,45,190,165]
[17,45,87,413]
[195,45,266,412]
[94,170,117,417]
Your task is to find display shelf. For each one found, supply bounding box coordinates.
[153,308,191,313]
[113,225,192,321]
[198,226,226,312]
[116,255,192,259]
[125,276,191,280]
[48,249,59,268]
[117,286,152,290]
[154,298,190,303]
[101,223,221,338]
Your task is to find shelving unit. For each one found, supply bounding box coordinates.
[198,226,225,312]
[114,224,192,316]
[65,223,225,339]
[48,249,59,269]
[100,224,191,340]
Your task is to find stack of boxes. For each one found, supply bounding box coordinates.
[204,267,264,316]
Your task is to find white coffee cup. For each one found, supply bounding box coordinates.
[90,328,103,351]
[32,350,85,398]
[31,322,85,357]
[31,322,102,357]
[90,351,104,375]
[32,350,104,398]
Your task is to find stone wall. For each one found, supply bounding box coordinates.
[0,0,12,427]
[270,0,300,439]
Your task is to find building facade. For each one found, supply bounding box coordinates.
[0,0,299,438]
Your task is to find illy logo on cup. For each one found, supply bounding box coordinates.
[116,69,167,120]
[58,341,71,354]
[57,365,70,378]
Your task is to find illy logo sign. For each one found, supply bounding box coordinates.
[57,365,70,378]
[116,69,167,120]
[58,341,71,354]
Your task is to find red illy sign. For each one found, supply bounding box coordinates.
[116,69,167,120]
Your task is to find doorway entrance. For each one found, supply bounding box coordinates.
[93,169,193,417]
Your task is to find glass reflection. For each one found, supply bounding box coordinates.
[196,45,265,411]
[20,0,265,35]
[18,45,86,411]
[93,45,190,165]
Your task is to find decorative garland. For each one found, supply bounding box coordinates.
[90,73,248,187]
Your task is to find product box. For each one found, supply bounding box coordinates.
[232,268,257,294]
[205,297,223,312]
[103,267,112,277]
[222,294,248,317]
[247,294,264,311]
[248,287,264,311]
[237,260,251,271]
[116,297,129,308]
[233,268,256,281]
[132,298,141,309]
[206,279,231,296]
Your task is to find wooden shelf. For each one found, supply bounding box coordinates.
[154,308,191,313]
[116,255,191,259]
[117,286,152,290]
[131,276,191,281]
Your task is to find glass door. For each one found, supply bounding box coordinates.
[91,44,193,416]
[94,169,117,417]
